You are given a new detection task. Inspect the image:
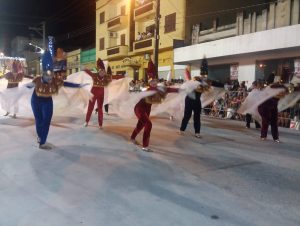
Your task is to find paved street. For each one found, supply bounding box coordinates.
[0,112,299,226]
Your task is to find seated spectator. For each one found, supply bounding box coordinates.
[146,31,152,38]
[141,32,146,39]
[136,32,142,41]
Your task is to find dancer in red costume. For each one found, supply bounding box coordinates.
[84,58,111,128]
[130,59,177,152]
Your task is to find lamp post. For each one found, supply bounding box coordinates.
[154,0,160,79]
[29,22,46,49]
[29,43,45,54]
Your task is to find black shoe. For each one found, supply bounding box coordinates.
[39,144,52,150]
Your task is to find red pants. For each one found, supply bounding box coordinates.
[86,86,104,126]
[258,98,279,140]
[131,100,152,147]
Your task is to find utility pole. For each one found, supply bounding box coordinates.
[29,21,46,49]
[154,0,160,79]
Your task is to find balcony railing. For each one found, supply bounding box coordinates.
[107,45,129,60]
[134,1,155,22]
[107,15,128,32]
[133,37,154,53]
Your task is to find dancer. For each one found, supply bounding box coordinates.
[179,76,210,138]
[130,59,177,152]
[257,81,287,142]
[53,47,67,80]
[3,59,24,118]
[245,81,261,129]
[29,50,82,150]
[84,58,111,128]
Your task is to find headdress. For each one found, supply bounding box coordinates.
[147,59,156,81]
[107,65,112,75]
[42,50,53,72]
[97,58,105,70]
[184,67,191,81]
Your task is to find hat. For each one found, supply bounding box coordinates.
[97,58,105,70]
[107,65,112,75]
[147,59,156,80]
[184,67,191,81]
[42,50,53,72]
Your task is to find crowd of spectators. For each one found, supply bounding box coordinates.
[129,78,184,92]
[136,31,153,41]
[203,79,297,128]
[135,0,152,7]
[204,80,247,120]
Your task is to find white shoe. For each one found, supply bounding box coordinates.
[142,147,153,152]
[83,122,88,127]
[39,144,52,150]
[169,116,174,121]
[178,130,184,135]
[3,112,9,116]
[195,133,201,138]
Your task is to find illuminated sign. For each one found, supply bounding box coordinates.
[48,36,55,57]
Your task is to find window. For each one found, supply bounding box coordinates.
[121,34,126,45]
[121,5,126,15]
[165,13,176,33]
[100,12,105,24]
[99,38,105,50]
[146,24,155,34]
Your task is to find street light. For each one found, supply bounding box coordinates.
[29,43,45,54]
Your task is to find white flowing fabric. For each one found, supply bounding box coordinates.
[151,81,225,120]
[0,78,32,115]
[237,86,285,117]
[201,87,226,108]
[278,91,300,112]
[0,73,92,118]
[103,77,156,119]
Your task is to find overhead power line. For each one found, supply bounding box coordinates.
[185,1,277,18]
[46,0,83,23]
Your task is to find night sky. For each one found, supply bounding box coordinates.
[0,0,95,54]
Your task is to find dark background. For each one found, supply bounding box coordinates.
[0,0,95,54]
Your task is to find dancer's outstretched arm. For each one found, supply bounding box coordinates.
[63,81,88,88]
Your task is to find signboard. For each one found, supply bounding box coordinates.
[294,59,300,78]
[48,36,55,57]
[230,64,239,80]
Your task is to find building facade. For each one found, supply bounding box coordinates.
[81,48,96,70]
[96,0,186,80]
[174,0,300,86]
[66,49,81,75]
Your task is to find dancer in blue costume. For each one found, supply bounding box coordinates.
[29,50,81,150]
